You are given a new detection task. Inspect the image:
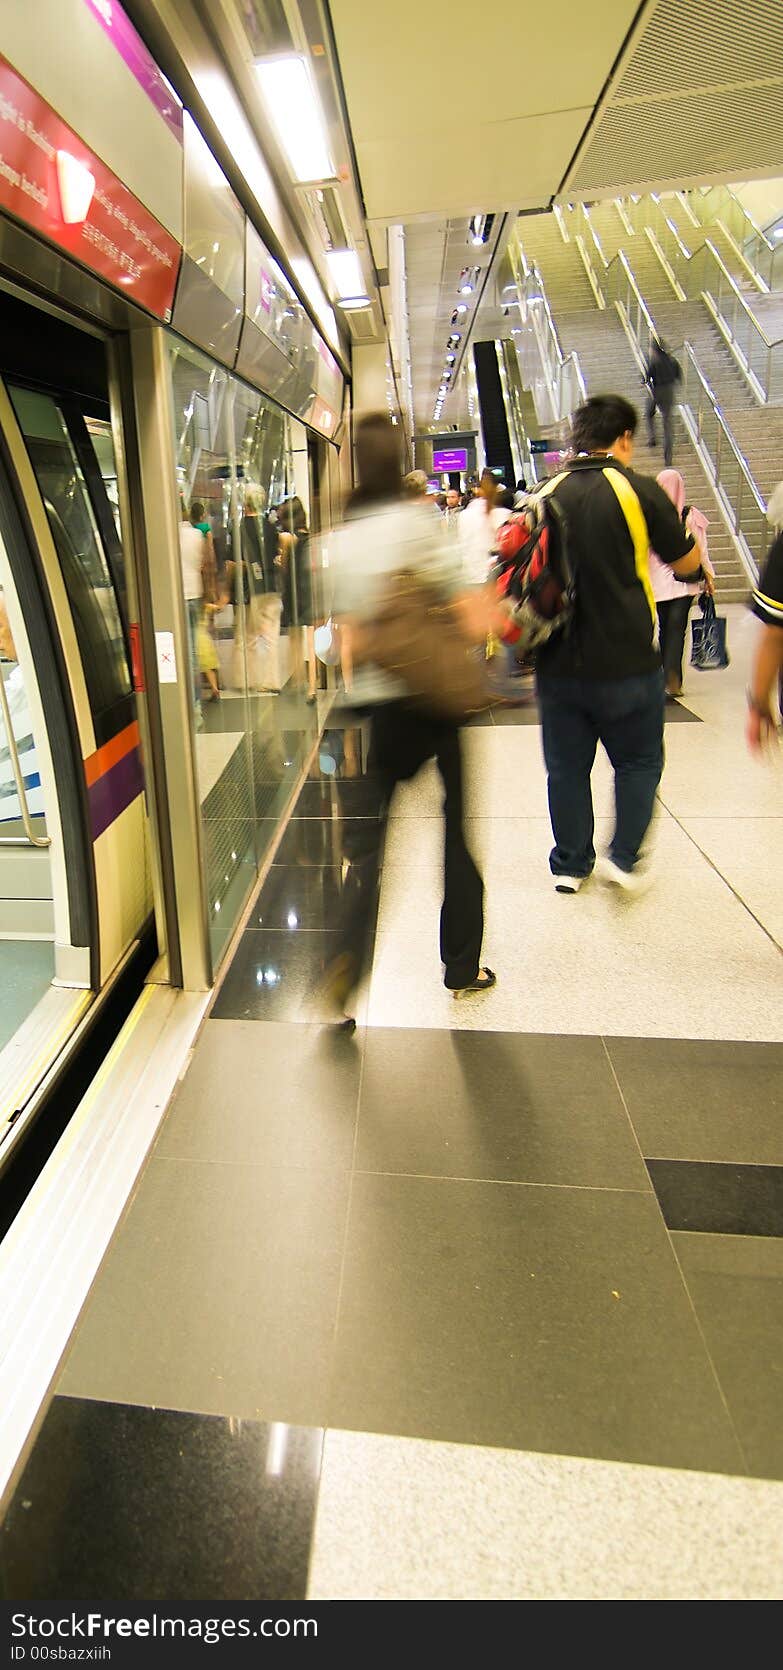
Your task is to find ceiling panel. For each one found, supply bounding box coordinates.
[357,108,592,224]
[328,1,639,172]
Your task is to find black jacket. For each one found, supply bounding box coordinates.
[535,457,697,680]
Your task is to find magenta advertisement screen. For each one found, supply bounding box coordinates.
[433,447,468,472]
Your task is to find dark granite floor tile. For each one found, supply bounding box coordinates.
[486,699,701,727]
[356,1029,650,1189]
[672,1233,783,1479]
[605,1038,783,1166]
[210,927,342,1021]
[293,778,382,818]
[330,1175,744,1474]
[253,865,349,931]
[663,701,702,723]
[1,1397,321,1602]
[157,1019,361,1171]
[59,1157,349,1427]
[256,816,369,869]
[647,1159,783,1237]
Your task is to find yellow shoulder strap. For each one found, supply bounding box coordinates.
[602,467,656,627]
[532,471,569,502]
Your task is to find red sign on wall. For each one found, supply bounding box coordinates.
[0,54,181,319]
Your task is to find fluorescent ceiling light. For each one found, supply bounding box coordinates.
[325,247,365,299]
[255,55,334,183]
[337,295,372,312]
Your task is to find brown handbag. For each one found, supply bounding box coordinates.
[350,568,491,723]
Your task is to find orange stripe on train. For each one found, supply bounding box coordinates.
[84,721,140,788]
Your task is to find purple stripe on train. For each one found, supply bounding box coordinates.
[84,0,184,143]
[88,746,144,840]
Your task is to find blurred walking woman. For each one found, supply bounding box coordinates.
[650,468,713,697]
[323,413,495,1028]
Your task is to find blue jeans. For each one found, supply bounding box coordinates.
[538,670,665,876]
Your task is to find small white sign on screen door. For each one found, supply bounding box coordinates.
[155,631,177,683]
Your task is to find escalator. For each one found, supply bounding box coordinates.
[473,341,514,487]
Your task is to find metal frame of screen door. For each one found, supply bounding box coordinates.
[127,323,211,993]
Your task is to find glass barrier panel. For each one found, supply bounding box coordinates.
[232,387,320,871]
[168,339,256,969]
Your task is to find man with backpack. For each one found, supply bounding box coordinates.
[644,338,682,467]
[532,394,703,895]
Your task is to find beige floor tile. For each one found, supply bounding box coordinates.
[308,1429,783,1600]
[368,841,783,1038]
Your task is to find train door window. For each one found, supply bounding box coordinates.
[8,387,132,745]
[0,578,55,1054]
[84,417,121,539]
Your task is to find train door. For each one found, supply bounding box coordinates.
[0,290,154,1162]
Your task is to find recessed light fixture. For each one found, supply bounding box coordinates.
[255,55,334,183]
[325,247,365,299]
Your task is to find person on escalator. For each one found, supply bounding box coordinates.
[644,339,682,467]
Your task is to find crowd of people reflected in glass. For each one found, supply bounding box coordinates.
[168,341,338,969]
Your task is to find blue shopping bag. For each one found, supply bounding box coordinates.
[690,595,729,670]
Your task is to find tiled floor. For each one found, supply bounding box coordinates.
[3,607,782,1600]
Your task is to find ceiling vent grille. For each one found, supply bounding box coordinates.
[563,0,783,197]
[346,305,380,342]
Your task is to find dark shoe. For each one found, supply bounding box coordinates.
[317,952,358,1029]
[452,967,497,1000]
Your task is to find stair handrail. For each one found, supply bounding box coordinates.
[604,249,660,363]
[507,234,586,423]
[687,188,783,294]
[606,247,766,578]
[621,207,783,400]
[694,186,770,251]
[682,239,783,404]
[677,343,768,582]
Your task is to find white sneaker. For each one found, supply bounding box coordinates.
[597,856,652,896]
[554,875,585,894]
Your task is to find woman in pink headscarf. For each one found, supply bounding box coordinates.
[649,468,714,698]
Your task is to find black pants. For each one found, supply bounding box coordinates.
[538,670,665,876]
[656,597,693,692]
[335,703,484,991]
[646,386,676,466]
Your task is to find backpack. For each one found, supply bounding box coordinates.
[649,350,681,389]
[491,475,574,661]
